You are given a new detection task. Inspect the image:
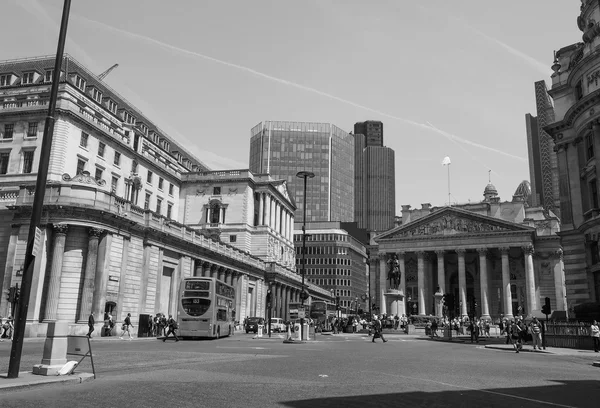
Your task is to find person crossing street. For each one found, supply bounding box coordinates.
[372,316,387,343]
[163,314,180,342]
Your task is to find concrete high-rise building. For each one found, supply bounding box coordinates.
[249,121,354,224]
[353,122,395,232]
[354,120,383,147]
[525,81,559,215]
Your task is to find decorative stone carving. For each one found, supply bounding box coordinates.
[395,214,510,237]
[62,172,106,187]
[88,227,104,238]
[53,224,68,235]
[499,247,510,255]
[555,247,564,260]
[455,248,466,255]
[522,244,535,255]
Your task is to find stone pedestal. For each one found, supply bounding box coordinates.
[384,289,404,317]
[434,290,444,318]
[32,321,69,376]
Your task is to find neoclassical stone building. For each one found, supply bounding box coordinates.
[0,55,330,337]
[373,184,567,320]
[544,0,600,307]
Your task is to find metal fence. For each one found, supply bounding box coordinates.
[545,322,594,350]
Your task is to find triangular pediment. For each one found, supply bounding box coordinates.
[375,207,534,241]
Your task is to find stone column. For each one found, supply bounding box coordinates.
[457,249,468,318]
[259,193,264,225]
[218,266,226,282]
[202,261,210,277]
[264,195,271,227]
[523,244,536,314]
[378,254,387,315]
[500,247,513,319]
[194,260,203,277]
[435,250,446,294]
[477,248,490,319]
[275,283,282,318]
[567,139,584,226]
[284,286,290,320]
[92,231,110,318]
[417,251,426,316]
[553,248,567,311]
[210,264,218,279]
[398,252,406,316]
[44,224,68,322]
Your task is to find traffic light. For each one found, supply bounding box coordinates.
[443,293,455,314]
[266,289,272,307]
[335,296,340,310]
[7,287,14,303]
[541,297,551,316]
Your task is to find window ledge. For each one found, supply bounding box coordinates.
[24,136,37,141]
[0,138,13,143]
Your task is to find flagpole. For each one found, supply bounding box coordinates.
[447,163,451,206]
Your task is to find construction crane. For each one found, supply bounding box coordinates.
[97,63,119,80]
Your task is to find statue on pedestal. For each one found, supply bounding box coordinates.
[387,254,401,290]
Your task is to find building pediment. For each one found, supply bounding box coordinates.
[375,207,533,241]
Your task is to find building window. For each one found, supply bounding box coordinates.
[80,131,89,148]
[98,142,106,158]
[213,187,221,195]
[210,203,220,224]
[95,167,103,183]
[22,72,35,85]
[0,152,10,174]
[3,124,14,139]
[92,88,102,103]
[169,183,174,195]
[22,150,34,173]
[147,170,153,184]
[591,180,599,209]
[230,235,237,243]
[74,75,86,91]
[44,70,53,83]
[0,74,12,87]
[107,99,117,114]
[113,151,121,166]
[587,134,595,160]
[144,192,151,210]
[123,111,135,125]
[111,176,118,193]
[27,122,38,137]
[158,177,164,190]
[76,158,86,175]
[167,203,173,219]
[156,197,162,214]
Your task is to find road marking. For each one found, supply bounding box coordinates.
[216,346,269,350]
[318,374,328,378]
[362,370,576,408]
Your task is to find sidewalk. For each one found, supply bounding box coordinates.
[0,371,94,393]
[483,343,600,357]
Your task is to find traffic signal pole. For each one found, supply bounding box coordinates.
[7,0,71,379]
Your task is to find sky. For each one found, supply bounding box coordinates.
[1,0,583,214]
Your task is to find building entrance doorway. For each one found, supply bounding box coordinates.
[160,267,174,315]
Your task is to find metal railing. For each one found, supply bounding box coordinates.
[545,322,594,350]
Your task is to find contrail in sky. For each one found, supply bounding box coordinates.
[71,12,526,163]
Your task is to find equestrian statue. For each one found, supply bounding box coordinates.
[387,254,401,290]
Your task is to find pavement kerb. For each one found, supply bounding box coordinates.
[0,372,95,393]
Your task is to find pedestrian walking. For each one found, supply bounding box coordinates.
[163,315,180,342]
[591,320,600,353]
[510,320,522,353]
[431,319,439,338]
[119,313,134,340]
[87,312,95,338]
[529,317,543,350]
[469,320,479,343]
[372,316,387,343]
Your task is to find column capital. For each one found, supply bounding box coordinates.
[88,227,104,239]
[554,247,563,260]
[434,249,445,256]
[378,252,387,260]
[499,247,510,255]
[476,247,488,255]
[396,251,406,258]
[53,223,68,235]
[522,244,535,255]
[455,248,466,255]
[416,250,426,257]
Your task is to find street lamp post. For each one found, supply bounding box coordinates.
[296,170,315,342]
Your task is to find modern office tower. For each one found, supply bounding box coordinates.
[354,120,383,147]
[525,80,559,214]
[354,124,395,232]
[249,121,354,224]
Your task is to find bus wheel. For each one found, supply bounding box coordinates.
[216,327,220,339]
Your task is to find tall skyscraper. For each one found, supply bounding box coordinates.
[354,120,384,147]
[525,80,559,216]
[249,121,354,223]
[353,121,395,232]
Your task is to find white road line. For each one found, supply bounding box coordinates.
[362,370,576,408]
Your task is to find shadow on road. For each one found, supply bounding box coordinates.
[279,379,600,408]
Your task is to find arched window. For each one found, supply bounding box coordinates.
[210,203,220,224]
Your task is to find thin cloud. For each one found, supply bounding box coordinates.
[71,11,526,163]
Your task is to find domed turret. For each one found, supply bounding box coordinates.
[483,183,498,201]
[514,180,532,206]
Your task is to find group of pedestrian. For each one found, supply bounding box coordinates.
[501,316,543,353]
[0,315,14,341]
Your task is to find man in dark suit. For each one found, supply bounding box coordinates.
[87,312,95,338]
[163,315,180,342]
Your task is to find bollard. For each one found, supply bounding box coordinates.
[32,321,69,376]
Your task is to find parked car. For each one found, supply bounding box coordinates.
[270,318,286,332]
[244,317,265,334]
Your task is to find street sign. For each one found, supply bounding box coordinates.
[32,227,42,257]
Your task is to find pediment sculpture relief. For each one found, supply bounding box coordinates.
[395,215,509,237]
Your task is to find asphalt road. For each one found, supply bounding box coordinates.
[0,333,598,408]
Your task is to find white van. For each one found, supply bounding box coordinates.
[270,318,285,332]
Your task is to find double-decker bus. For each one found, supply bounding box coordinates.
[178,277,235,339]
[310,300,337,330]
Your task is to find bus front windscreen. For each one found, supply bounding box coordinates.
[181,298,211,317]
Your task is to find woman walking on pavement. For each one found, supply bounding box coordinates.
[120,312,134,340]
[163,315,180,342]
